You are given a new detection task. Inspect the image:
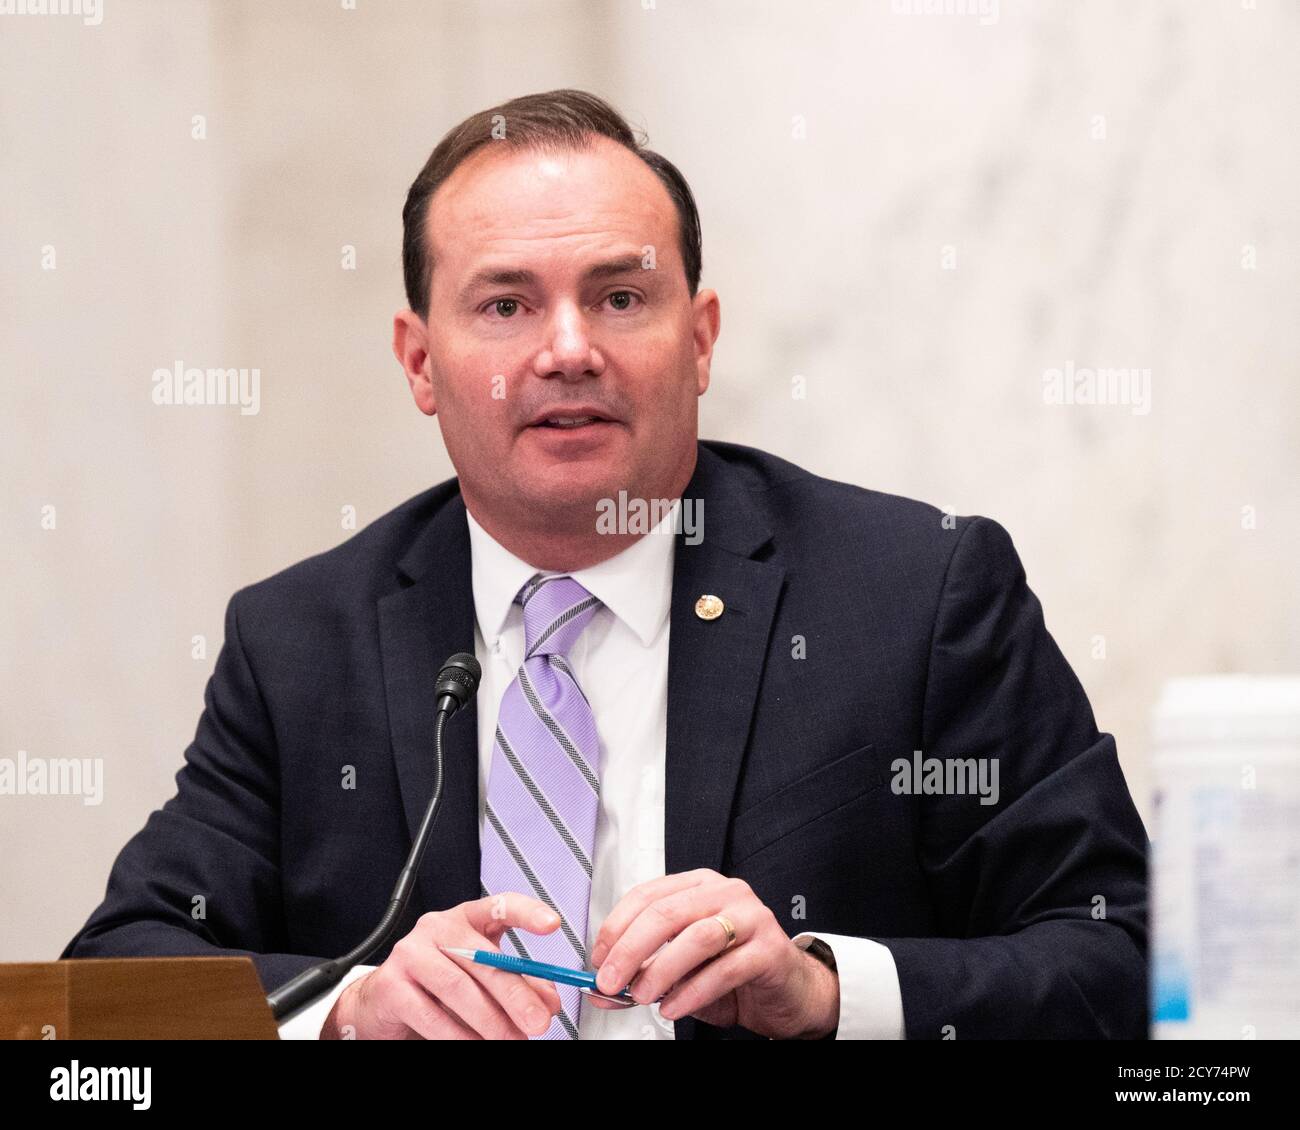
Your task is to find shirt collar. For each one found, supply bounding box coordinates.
[464,499,678,649]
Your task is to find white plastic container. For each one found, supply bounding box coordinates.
[1150,676,1300,1039]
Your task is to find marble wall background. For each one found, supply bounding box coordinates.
[2,0,1296,963]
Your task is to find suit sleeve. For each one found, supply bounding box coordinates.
[873,516,1150,1039]
[59,590,323,994]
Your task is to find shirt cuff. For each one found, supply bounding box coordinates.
[276,964,376,1040]
[793,932,905,1040]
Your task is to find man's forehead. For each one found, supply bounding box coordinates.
[426,138,677,274]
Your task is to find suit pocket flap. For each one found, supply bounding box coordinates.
[728,743,887,864]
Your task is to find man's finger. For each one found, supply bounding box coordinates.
[402,946,530,1040]
[522,972,563,1015]
[395,946,522,1035]
[591,870,713,967]
[465,890,561,939]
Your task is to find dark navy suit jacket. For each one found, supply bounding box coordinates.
[62,440,1150,1039]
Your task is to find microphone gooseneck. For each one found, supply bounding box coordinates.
[266,652,482,1023]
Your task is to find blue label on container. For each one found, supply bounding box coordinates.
[1153,952,1191,1022]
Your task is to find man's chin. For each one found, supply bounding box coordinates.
[519,466,624,519]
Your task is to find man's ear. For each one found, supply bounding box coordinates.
[393,308,437,416]
[691,288,721,396]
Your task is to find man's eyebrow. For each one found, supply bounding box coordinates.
[458,255,652,303]
[584,254,648,281]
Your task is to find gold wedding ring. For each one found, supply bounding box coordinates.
[713,913,737,950]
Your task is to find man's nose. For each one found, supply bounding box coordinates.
[533,300,604,381]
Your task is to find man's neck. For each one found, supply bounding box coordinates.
[464,506,666,572]
[459,446,699,572]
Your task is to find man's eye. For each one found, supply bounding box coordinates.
[490,298,520,318]
[605,291,640,312]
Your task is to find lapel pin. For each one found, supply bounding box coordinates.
[695,594,724,621]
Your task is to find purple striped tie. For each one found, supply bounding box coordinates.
[479,573,603,1040]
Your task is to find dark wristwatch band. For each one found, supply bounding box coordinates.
[802,935,838,972]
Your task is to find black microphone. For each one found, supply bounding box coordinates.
[267,652,482,1024]
[434,651,481,717]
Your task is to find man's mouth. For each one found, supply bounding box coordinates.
[526,407,618,430]
[536,415,604,429]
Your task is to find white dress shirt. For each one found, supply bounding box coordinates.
[280,500,904,1039]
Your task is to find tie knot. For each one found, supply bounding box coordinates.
[515,573,602,659]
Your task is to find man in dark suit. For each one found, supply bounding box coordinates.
[62,89,1149,1040]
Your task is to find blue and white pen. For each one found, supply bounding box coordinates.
[438,946,645,1006]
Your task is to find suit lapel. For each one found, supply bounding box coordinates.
[665,446,785,1041]
[664,446,785,878]
[376,492,482,919]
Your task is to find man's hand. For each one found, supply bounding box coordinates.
[320,892,564,1039]
[589,869,840,1039]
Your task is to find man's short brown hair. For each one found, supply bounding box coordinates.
[401,88,703,317]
